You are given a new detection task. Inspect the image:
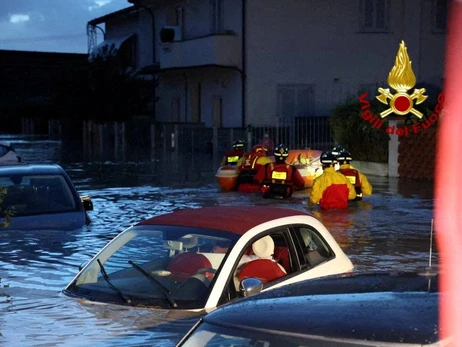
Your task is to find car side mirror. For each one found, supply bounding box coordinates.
[239,278,264,297]
[80,195,93,211]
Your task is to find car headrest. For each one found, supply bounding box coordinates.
[180,234,198,249]
[252,235,274,258]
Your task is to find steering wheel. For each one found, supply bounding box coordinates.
[195,268,217,281]
[196,268,217,275]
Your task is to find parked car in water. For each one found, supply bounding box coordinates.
[177,271,449,347]
[0,141,21,164]
[0,164,93,230]
[63,206,354,310]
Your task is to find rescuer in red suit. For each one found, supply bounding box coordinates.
[220,139,246,166]
[337,150,372,201]
[308,151,356,209]
[254,144,305,199]
[236,144,272,192]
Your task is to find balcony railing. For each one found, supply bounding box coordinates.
[159,33,241,70]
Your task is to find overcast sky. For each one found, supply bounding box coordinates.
[0,0,130,54]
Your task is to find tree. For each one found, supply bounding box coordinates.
[0,186,13,228]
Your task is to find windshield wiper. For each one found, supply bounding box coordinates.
[97,259,132,305]
[128,260,178,308]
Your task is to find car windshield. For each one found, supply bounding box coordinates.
[65,225,237,309]
[181,322,315,347]
[0,173,78,217]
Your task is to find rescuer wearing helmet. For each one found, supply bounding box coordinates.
[331,145,346,157]
[236,144,273,192]
[254,144,305,199]
[337,150,372,200]
[308,151,356,209]
[220,139,246,166]
[331,145,345,170]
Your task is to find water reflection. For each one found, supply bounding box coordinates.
[0,135,436,346]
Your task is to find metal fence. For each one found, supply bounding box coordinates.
[50,116,335,162]
[152,116,335,155]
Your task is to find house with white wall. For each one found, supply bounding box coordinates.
[87,0,447,131]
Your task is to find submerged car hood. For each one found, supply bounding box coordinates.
[203,272,441,344]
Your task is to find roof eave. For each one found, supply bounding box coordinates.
[87,6,137,26]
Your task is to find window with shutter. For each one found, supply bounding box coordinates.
[359,0,390,33]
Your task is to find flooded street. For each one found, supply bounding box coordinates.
[0,135,436,346]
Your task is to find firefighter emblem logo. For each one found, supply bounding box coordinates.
[376,40,428,118]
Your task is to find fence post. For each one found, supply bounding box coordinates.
[99,123,104,159]
[150,123,156,153]
[213,126,218,159]
[174,124,179,152]
[121,122,126,162]
[114,122,119,160]
[163,124,168,155]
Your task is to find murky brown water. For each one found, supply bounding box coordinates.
[0,135,436,346]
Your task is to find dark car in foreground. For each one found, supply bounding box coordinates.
[177,271,450,347]
[0,164,93,230]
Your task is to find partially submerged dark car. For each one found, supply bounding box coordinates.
[177,271,450,346]
[0,164,93,230]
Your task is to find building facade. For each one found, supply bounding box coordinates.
[87,0,447,129]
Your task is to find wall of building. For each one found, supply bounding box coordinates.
[152,0,244,127]
[245,0,445,126]
[156,68,242,127]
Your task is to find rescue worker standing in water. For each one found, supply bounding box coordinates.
[308,151,356,209]
[254,144,305,199]
[236,144,272,192]
[337,150,372,201]
[220,140,246,166]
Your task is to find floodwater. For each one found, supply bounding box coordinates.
[0,134,436,346]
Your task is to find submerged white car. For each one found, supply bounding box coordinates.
[63,206,353,311]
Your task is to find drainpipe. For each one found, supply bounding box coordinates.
[241,0,247,129]
[184,73,188,122]
[129,0,156,122]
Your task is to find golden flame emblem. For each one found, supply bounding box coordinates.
[376,40,428,118]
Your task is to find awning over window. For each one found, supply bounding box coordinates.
[89,34,135,60]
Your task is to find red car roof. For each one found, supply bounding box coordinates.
[137,205,310,235]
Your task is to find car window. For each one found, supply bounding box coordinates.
[292,225,334,268]
[232,228,291,292]
[0,174,77,217]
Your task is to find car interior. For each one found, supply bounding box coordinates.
[0,174,76,216]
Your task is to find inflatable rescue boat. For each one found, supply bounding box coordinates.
[286,149,323,189]
[215,165,239,191]
[216,149,323,191]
